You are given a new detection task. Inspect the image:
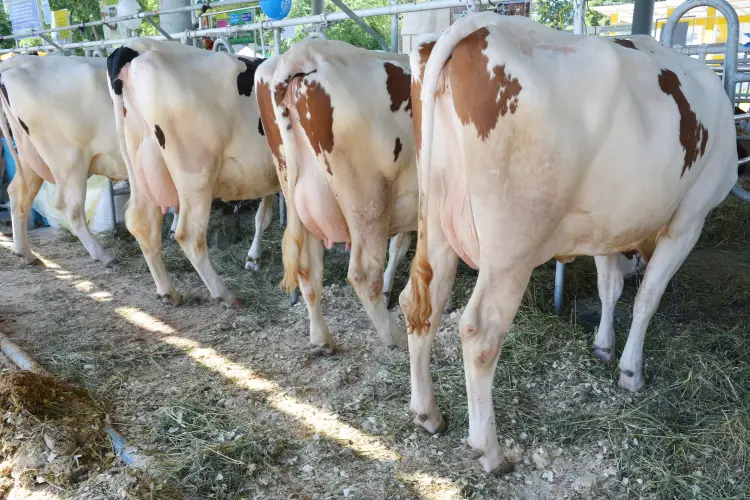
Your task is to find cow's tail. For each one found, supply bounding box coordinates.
[106,45,141,202]
[407,13,499,335]
[271,51,317,295]
[0,76,23,187]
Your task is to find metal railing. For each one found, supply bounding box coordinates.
[0,0,496,54]
[661,0,750,202]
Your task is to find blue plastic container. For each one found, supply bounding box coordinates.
[1,137,45,227]
[2,137,16,181]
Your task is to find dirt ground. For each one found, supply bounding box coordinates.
[0,201,747,499]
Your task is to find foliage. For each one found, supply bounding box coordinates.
[0,10,13,50]
[271,0,393,52]
[535,0,572,30]
[534,0,616,30]
[586,0,610,28]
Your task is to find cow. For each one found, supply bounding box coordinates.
[106,39,280,305]
[0,55,127,266]
[255,39,422,354]
[400,14,737,474]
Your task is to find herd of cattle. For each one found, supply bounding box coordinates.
[0,12,743,474]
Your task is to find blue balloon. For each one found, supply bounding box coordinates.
[260,0,292,20]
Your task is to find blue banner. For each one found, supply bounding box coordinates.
[8,0,43,34]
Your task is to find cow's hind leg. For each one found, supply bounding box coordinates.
[245,195,274,271]
[174,190,238,306]
[592,254,624,361]
[383,232,412,308]
[618,222,703,392]
[8,168,43,265]
[298,234,334,355]
[126,191,181,302]
[461,265,531,474]
[349,235,407,349]
[400,218,458,435]
[55,162,117,266]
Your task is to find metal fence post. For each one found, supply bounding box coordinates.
[391,0,399,53]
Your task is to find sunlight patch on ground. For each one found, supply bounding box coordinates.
[0,241,465,485]
[401,472,464,499]
[116,305,400,462]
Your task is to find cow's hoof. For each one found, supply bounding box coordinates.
[592,346,613,362]
[311,343,336,356]
[103,257,119,268]
[385,328,408,351]
[618,369,644,392]
[169,231,176,241]
[412,411,446,435]
[244,259,260,272]
[231,297,245,308]
[15,253,40,265]
[20,255,42,266]
[481,455,515,476]
[158,291,183,304]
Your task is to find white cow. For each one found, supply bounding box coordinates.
[0,55,126,266]
[107,39,279,305]
[255,40,419,354]
[401,14,737,473]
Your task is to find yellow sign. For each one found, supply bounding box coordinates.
[53,9,70,41]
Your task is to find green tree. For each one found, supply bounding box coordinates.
[586,0,610,28]
[272,0,393,51]
[0,10,13,50]
[535,0,573,30]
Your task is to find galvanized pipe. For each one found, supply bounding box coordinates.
[632,0,655,36]
[554,261,565,314]
[391,0,399,53]
[573,0,586,35]
[662,0,749,202]
[661,0,738,103]
[328,0,389,51]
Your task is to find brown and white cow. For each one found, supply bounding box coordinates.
[107,39,279,305]
[401,14,737,473]
[0,55,127,266]
[255,40,419,354]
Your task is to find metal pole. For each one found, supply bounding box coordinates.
[108,179,117,232]
[573,0,586,35]
[631,0,654,35]
[160,0,192,34]
[329,0,389,51]
[391,0,399,53]
[554,261,565,314]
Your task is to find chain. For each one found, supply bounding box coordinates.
[227,200,251,232]
[635,253,642,290]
